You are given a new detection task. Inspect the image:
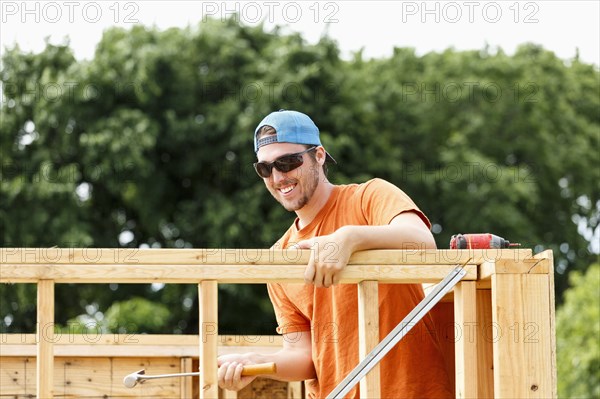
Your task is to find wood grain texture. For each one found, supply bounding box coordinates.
[199,281,218,399]
[1,334,284,357]
[492,274,553,398]
[1,356,183,398]
[36,280,54,399]
[454,281,477,399]
[0,248,532,265]
[357,281,380,399]
[0,263,477,283]
[534,250,557,399]
[480,257,548,280]
[476,290,494,398]
[181,357,194,399]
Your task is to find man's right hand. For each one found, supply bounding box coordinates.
[217,353,260,391]
[217,331,316,392]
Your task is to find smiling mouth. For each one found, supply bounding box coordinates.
[278,183,297,195]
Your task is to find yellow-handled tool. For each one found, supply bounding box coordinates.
[123,362,277,388]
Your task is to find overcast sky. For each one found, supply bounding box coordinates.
[2,1,599,65]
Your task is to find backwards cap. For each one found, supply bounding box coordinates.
[254,110,336,163]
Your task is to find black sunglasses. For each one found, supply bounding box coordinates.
[253,147,317,178]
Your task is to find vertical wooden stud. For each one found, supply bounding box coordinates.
[199,281,218,399]
[476,289,494,398]
[37,279,55,399]
[181,357,194,399]
[454,281,477,398]
[357,281,380,399]
[491,273,553,398]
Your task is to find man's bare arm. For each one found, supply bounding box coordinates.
[298,211,436,287]
[218,330,315,391]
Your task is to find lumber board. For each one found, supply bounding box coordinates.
[0,356,183,398]
[221,387,238,399]
[1,333,283,346]
[287,381,303,399]
[454,281,477,398]
[0,263,477,283]
[2,343,283,358]
[480,257,548,280]
[1,334,284,357]
[491,274,553,398]
[0,356,36,397]
[238,378,289,399]
[534,250,557,399]
[181,357,194,399]
[0,248,532,265]
[200,281,218,398]
[37,279,54,398]
[357,281,380,398]
[476,290,494,398]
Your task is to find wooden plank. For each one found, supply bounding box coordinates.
[0,357,36,397]
[476,279,492,289]
[221,387,238,399]
[0,263,477,283]
[239,378,288,398]
[454,281,477,399]
[357,281,380,399]
[491,274,553,398]
[1,334,284,357]
[181,357,194,399]
[2,343,283,357]
[0,248,532,265]
[476,290,494,398]
[480,258,548,280]
[1,333,283,347]
[534,250,557,398]
[199,281,218,399]
[63,357,181,397]
[0,356,206,398]
[37,279,54,399]
[287,381,303,399]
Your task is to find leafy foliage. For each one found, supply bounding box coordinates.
[556,264,600,398]
[1,20,598,338]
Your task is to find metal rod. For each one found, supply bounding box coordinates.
[123,362,277,388]
[123,369,200,388]
[326,263,469,399]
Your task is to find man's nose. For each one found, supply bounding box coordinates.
[270,168,287,184]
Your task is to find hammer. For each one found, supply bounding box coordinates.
[123,362,277,388]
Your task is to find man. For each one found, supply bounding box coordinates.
[218,110,452,398]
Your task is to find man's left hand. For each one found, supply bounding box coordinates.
[296,229,354,288]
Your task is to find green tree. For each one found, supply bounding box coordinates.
[1,20,598,335]
[556,263,600,398]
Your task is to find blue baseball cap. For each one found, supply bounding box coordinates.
[254,110,336,163]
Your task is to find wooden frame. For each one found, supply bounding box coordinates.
[0,248,556,398]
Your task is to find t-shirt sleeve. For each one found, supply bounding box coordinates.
[359,178,431,229]
[267,283,311,335]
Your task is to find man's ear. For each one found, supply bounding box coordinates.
[317,146,327,165]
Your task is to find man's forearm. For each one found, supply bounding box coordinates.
[338,214,437,252]
[246,348,316,382]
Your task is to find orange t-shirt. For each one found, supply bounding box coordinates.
[267,178,453,399]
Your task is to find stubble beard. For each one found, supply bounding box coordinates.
[272,165,320,212]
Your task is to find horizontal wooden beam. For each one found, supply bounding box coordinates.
[1,334,283,346]
[1,334,283,357]
[0,248,532,265]
[479,257,549,280]
[0,263,477,283]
